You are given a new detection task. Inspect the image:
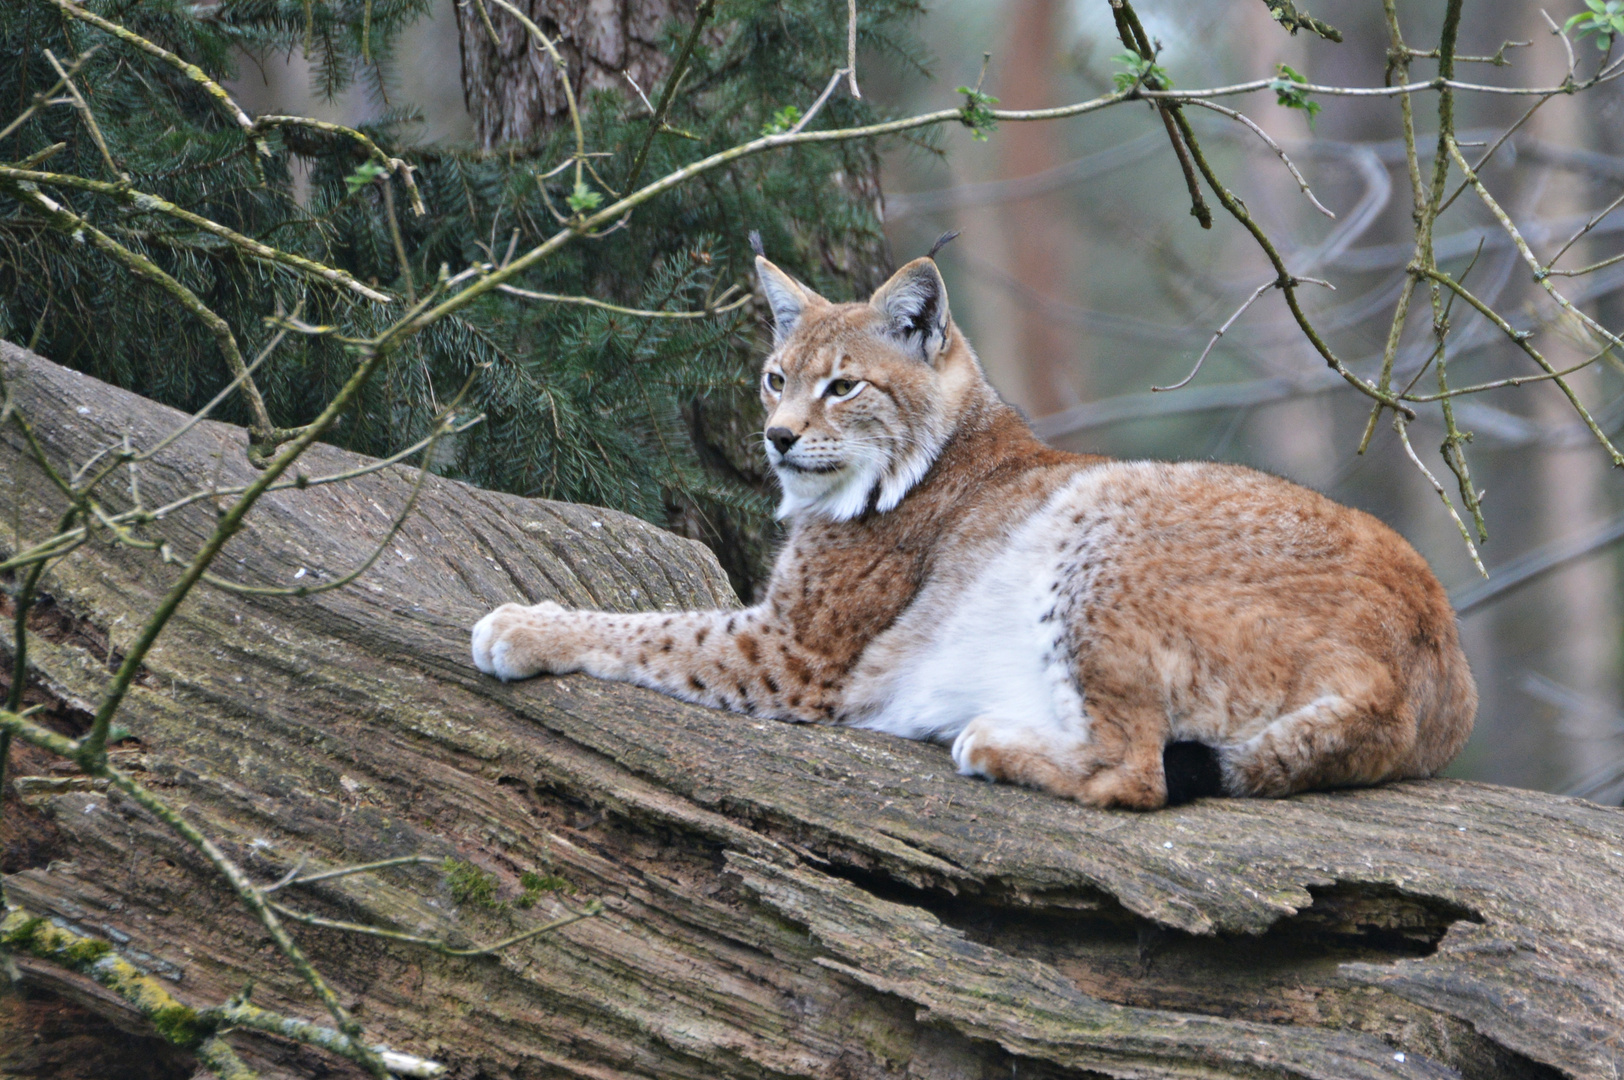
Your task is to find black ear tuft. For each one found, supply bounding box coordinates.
[927,230,961,259]
[748,229,765,258]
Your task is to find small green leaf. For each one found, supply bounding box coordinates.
[760,105,802,136]
[1111,51,1171,94]
[955,86,1000,141]
[1564,0,1624,49]
[1267,63,1322,131]
[343,159,389,195]
[566,181,603,214]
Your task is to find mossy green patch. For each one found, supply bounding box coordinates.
[61,936,114,965]
[515,870,574,909]
[150,1001,204,1046]
[443,859,502,910]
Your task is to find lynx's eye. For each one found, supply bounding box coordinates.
[825,378,859,399]
[764,372,785,393]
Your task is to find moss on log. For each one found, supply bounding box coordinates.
[0,340,1621,1079]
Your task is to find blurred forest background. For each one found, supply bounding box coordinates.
[36,0,1624,801]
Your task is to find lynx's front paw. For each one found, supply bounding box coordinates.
[471,601,572,681]
[951,716,1011,781]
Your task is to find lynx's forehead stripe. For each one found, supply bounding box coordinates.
[812,352,851,398]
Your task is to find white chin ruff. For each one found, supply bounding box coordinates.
[775,459,883,521]
[774,434,945,522]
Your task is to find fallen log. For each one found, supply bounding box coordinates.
[0,339,1620,1079]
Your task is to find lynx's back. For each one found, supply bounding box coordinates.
[472,254,1476,809]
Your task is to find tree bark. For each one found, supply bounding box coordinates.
[0,340,1621,1079]
[454,0,696,149]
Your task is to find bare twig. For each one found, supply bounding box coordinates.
[1422,265,1624,466]
[252,115,425,216]
[46,0,267,156]
[1,179,279,439]
[1179,99,1335,218]
[263,855,441,894]
[624,0,715,192]
[269,899,602,958]
[1111,2,1212,230]
[0,714,391,1076]
[497,283,747,318]
[1154,280,1276,392]
[1448,137,1624,355]
[847,0,861,98]
[788,69,852,134]
[0,47,97,145]
[42,49,125,182]
[0,165,392,302]
[1395,417,1487,577]
[1548,187,1624,269]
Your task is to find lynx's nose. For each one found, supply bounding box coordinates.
[766,427,799,455]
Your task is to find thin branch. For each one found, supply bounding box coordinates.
[0,165,392,303]
[623,0,716,193]
[1395,417,1487,577]
[79,339,398,762]
[465,0,500,48]
[1,179,278,439]
[1404,40,1529,65]
[194,384,477,598]
[1422,266,1623,465]
[45,0,267,157]
[1259,0,1342,41]
[1447,136,1624,355]
[269,899,601,958]
[378,174,416,303]
[483,0,589,210]
[264,855,441,894]
[1548,187,1624,269]
[1144,88,1407,414]
[1111,2,1211,229]
[0,714,390,1076]
[0,907,260,1078]
[1154,280,1275,392]
[1546,250,1624,278]
[1132,61,1624,101]
[787,69,851,134]
[1179,99,1335,218]
[846,0,861,98]
[1403,347,1612,400]
[134,312,297,464]
[42,49,126,183]
[495,283,747,318]
[204,1002,445,1078]
[0,411,488,575]
[253,116,424,216]
[0,46,98,144]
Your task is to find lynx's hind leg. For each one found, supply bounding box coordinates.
[951,713,1169,810]
[1219,690,1415,797]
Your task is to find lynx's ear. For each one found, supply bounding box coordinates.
[871,257,950,362]
[755,256,825,345]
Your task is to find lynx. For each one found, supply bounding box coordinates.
[472,255,1476,809]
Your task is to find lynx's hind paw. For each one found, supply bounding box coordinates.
[471,601,569,680]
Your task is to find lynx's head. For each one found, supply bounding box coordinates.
[755,255,986,521]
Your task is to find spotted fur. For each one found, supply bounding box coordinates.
[471,256,1476,808]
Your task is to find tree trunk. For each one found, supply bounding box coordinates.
[0,340,1621,1080]
[454,0,695,149]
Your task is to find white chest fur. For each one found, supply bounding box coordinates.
[842,467,1119,743]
